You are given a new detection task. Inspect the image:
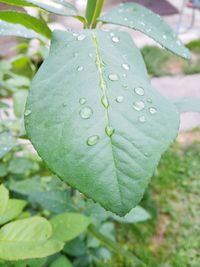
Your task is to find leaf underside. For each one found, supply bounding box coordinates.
[173,97,200,113]
[99,3,191,60]
[25,30,179,216]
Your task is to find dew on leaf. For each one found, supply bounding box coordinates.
[147,98,152,103]
[133,101,145,111]
[112,36,120,43]
[105,125,115,137]
[134,87,145,96]
[122,63,130,70]
[79,107,93,119]
[138,116,146,123]
[87,135,99,146]
[149,107,157,114]
[116,96,124,103]
[77,34,86,41]
[108,74,119,81]
[79,98,86,105]
[77,66,83,72]
[24,109,31,116]
[101,96,109,109]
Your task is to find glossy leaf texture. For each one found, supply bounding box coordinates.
[24,0,77,16]
[0,11,51,39]
[0,217,63,260]
[25,30,180,216]
[173,97,200,113]
[99,3,191,60]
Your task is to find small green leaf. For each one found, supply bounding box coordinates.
[0,199,27,225]
[25,30,179,216]
[0,184,9,215]
[0,217,52,241]
[0,11,51,39]
[13,90,28,118]
[0,240,63,261]
[99,3,191,59]
[173,97,200,113]
[24,0,77,16]
[0,132,17,159]
[111,206,151,223]
[50,256,72,267]
[50,213,91,242]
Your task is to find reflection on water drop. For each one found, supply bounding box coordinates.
[122,63,130,70]
[79,107,93,119]
[24,109,31,116]
[149,107,157,114]
[87,135,99,146]
[138,116,146,123]
[105,125,115,137]
[112,36,120,43]
[133,101,145,111]
[77,34,86,41]
[108,74,119,81]
[116,96,124,103]
[77,66,83,72]
[134,87,145,96]
[79,98,86,105]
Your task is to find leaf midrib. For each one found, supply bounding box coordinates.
[92,32,123,205]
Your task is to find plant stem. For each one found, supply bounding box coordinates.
[91,0,104,28]
[85,0,98,26]
[88,225,147,267]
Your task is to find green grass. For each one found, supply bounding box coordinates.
[110,134,200,267]
[141,39,200,77]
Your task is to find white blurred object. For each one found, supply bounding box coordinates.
[75,0,87,11]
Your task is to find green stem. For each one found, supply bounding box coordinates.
[88,225,147,267]
[91,0,104,28]
[85,0,98,26]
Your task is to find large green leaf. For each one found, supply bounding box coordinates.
[0,217,63,260]
[0,132,18,159]
[0,199,27,225]
[50,212,91,242]
[24,0,77,16]
[0,11,51,39]
[0,184,9,215]
[99,3,191,60]
[173,97,200,113]
[25,30,179,216]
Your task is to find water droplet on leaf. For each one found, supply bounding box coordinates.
[138,116,146,123]
[108,74,119,81]
[116,96,124,103]
[77,66,83,72]
[105,125,115,137]
[149,107,157,114]
[77,34,86,41]
[101,96,109,109]
[122,63,130,70]
[133,101,145,111]
[79,98,86,105]
[80,107,93,119]
[87,135,99,146]
[134,87,145,96]
[112,36,120,43]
